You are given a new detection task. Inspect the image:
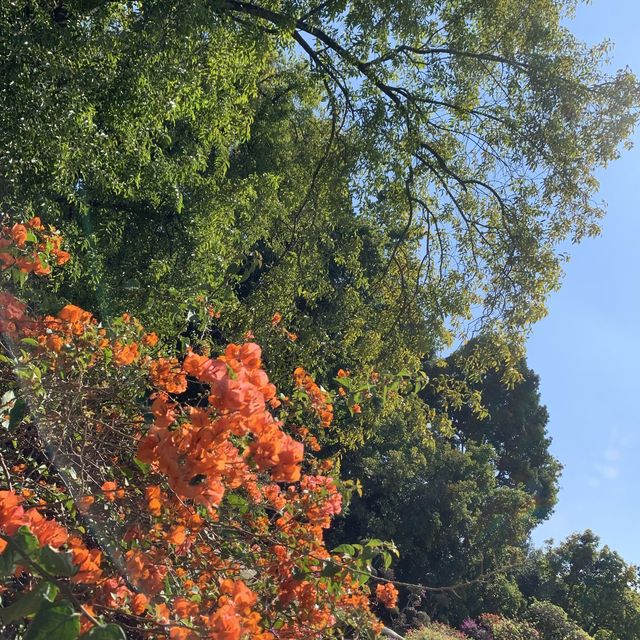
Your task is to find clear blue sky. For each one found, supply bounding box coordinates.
[527,0,640,564]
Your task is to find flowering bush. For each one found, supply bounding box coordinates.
[407,622,469,640]
[460,618,494,640]
[0,216,398,639]
[462,615,539,640]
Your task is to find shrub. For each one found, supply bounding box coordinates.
[525,600,593,640]
[473,614,540,640]
[0,215,393,639]
[408,621,469,640]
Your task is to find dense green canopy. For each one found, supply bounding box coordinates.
[518,531,640,640]
[330,351,560,622]
[2,0,638,373]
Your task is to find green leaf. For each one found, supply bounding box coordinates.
[0,527,39,577]
[332,544,355,556]
[80,623,127,640]
[335,376,353,389]
[320,561,342,578]
[0,581,59,624]
[8,397,27,430]
[132,457,150,475]
[39,546,78,578]
[225,493,249,513]
[163,573,173,597]
[24,600,80,640]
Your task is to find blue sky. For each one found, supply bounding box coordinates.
[527,0,640,564]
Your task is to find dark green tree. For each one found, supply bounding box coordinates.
[329,352,559,622]
[518,531,640,640]
[423,341,562,520]
[331,423,533,622]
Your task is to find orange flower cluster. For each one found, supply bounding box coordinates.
[375,582,399,609]
[0,490,102,585]
[0,216,69,276]
[293,367,334,427]
[297,475,343,529]
[138,343,304,509]
[149,357,187,394]
[201,579,272,640]
[271,311,297,342]
[0,291,34,336]
[1,228,392,638]
[0,490,67,553]
[125,548,168,595]
[33,305,151,374]
[101,480,125,502]
[69,536,104,585]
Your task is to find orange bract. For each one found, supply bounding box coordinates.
[293,367,334,427]
[375,582,399,608]
[149,357,187,394]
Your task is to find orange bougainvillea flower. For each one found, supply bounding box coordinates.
[79,604,97,634]
[54,249,71,265]
[169,627,196,640]
[101,481,124,502]
[145,485,163,516]
[0,490,27,539]
[42,333,64,352]
[25,509,69,548]
[125,549,168,595]
[113,341,139,366]
[165,525,187,546]
[70,542,103,584]
[131,593,150,615]
[32,257,51,276]
[375,583,399,609]
[77,495,95,513]
[0,217,70,281]
[149,357,187,394]
[0,252,15,269]
[271,312,282,326]
[10,223,28,247]
[143,332,159,347]
[0,292,26,322]
[57,304,92,326]
[293,367,333,427]
[27,216,43,230]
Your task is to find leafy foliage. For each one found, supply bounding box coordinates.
[2,0,638,373]
[2,1,640,638]
[0,220,392,638]
[330,349,560,623]
[524,600,593,640]
[517,532,640,640]
[408,621,469,640]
